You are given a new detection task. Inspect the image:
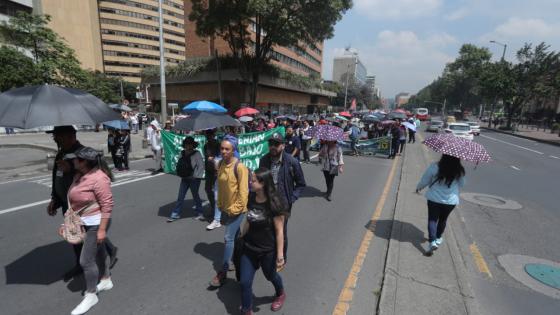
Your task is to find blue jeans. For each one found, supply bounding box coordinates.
[222,213,245,272]
[427,200,455,242]
[213,183,221,222]
[170,178,202,218]
[240,250,284,311]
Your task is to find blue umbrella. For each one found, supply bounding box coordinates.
[183,100,227,113]
[103,120,130,130]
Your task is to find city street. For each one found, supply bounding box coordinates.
[0,154,399,315]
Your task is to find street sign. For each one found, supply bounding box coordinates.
[168,103,179,108]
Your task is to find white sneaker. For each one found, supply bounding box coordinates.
[71,293,98,315]
[206,220,221,230]
[435,238,443,246]
[194,214,205,221]
[96,278,113,292]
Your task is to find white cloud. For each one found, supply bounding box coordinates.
[324,30,456,97]
[493,17,560,38]
[354,0,443,19]
[445,7,469,21]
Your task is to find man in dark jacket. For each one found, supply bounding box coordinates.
[260,132,306,261]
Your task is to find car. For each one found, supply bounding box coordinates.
[426,120,444,132]
[445,123,474,140]
[466,121,481,136]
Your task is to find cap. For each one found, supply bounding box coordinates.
[46,125,76,134]
[63,147,101,161]
[182,136,199,148]
[268,132,284,143]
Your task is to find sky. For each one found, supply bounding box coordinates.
[322,0,560,99]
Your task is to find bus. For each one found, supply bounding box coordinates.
[414,108,429,121]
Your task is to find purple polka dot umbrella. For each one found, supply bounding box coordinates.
[422,133,491,163]
[305,125,345,142]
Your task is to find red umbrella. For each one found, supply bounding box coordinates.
[235,107,259,117]
[393,108,406,113]
[338,111,352,118]
[423,133,491,163]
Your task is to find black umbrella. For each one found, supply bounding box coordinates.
[388,112,407,120]
[0,85,121,129]
[174,111,241,131]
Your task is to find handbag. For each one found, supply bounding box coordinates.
[328,148,340,176]
[58,195,100,244]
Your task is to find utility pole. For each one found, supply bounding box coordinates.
[119,77,124,102]
[215,49,224,106]
[158,0,167,123]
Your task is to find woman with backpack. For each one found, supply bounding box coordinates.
[167,137,205,222]
[64,147,115,315]
[239,167,289,314]
[416,154,466,255]
[209,135,249,288]
[318,140,344,202]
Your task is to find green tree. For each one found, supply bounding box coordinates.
[0,46,39,91]
[190,0,352,107]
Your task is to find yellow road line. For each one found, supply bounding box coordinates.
[470,243,493,278]
[332,156,400,315]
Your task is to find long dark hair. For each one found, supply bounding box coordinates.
[253,167,289,217]
[84,157,114,182]
[434,154,465,187]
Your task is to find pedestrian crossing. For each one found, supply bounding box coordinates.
[30,170,154,188]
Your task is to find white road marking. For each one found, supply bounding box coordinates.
[0,172,166,216]
[30,170,154,188]
[0,174,50,185]
[481,135,544,155]
[550,155,560,160]
[311,153,319,160]
[510,165,521,171]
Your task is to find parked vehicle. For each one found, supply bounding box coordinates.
[414,108,430,121]
[426,120,444,132]
[466,121,481,136]
[445,123,474,141]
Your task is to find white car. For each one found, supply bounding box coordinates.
[466,121,481,136]
[445,123,474,140]
[426,120,444,132]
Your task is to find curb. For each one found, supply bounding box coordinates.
[480,127,560,147]
[0,143,57,153]
[377,145,479,315]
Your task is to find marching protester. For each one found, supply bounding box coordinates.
[64,147,115,315]
[260,132,306,261]
[130,112,139,134]
[349,122,361,156]
[318,140,344,201]
[408,118,416,143]
[416,154,466,255]
[238,167,289,314]
[150,121,163,173]
[300,120,313,163]
[209,135,249,287]
[204,129,223,230]
[117,129,131,171]
[398,120,407,155]
[167,137,205,222]
[107,129,120,170]
[388,123,400,159]
[284,126,301,161]
[47,126,85,280]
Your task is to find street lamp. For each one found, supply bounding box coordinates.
[343,52,358,110]
[157,0,167,123]
[489,40,507,61]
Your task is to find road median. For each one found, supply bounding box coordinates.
[378,138,479,315]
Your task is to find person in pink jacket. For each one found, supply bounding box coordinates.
[65,147,115,315]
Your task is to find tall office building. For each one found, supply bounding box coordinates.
[332,52,367,85]
[184,2,323,78]
[0,0,32,23]
[34,0,187,84]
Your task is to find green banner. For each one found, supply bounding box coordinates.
[161,127,286,174]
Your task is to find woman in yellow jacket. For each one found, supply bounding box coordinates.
[209,135,249,287]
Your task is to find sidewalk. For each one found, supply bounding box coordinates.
[0,130,153,159]
[481,124,560,146]
[378,138,478,315]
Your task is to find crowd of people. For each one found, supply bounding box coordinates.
[45,109,438,315]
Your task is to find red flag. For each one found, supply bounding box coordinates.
[350,98,357,110]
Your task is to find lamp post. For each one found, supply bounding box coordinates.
[158,0,167,123]
[490,40,507,61]
[489,40,508,127]
[343,52,358,110]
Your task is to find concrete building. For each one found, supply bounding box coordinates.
[395,92,411,107]
[183,4,323,78]
[0,0,32,24]
[33,0,186,83]
[332,53,367,85]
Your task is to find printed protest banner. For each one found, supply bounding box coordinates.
[328,136,392,156]
[161,127,285,174]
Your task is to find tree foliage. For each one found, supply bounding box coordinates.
[189,0,352,107]
[0,46,39,91]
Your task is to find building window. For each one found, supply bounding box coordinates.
[99,7,184,29]
[100,0,184,19]
[103,50,182,63]
[105,71,142,78]
[102,40,185,56]
[99,18,184,38]
[0,1,32,17]
[101,29,184,47]
[270,51,320,76]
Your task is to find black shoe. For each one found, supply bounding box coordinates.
[63,265,83,281]
[109,247,119,269]
[325,194,332,202]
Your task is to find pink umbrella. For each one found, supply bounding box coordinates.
[305,125,344,141]
[235,107,259,117]
[338,111,352,118]
[394,108,406,113]
[423,133,491,163]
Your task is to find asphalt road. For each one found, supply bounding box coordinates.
[0,154,399,315]
[421,128,560,315]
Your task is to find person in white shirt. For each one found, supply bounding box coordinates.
[300,120,313,163]
[146,119,154,145]
[150,121,163,172]
[130,114,139,134]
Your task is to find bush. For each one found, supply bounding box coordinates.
[551,123,560,132]
[498,126,513,131]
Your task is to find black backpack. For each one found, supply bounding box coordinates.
[176,151,196,178]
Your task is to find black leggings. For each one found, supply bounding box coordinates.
[323,171,336,197]
[427,200,456,242]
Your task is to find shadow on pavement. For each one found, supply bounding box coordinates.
[194,242,224,272]
[157,200,196,220]
[216,283,276,315]
[300,185,324,198]
[4,241,75,285]
[367,219,428,255]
